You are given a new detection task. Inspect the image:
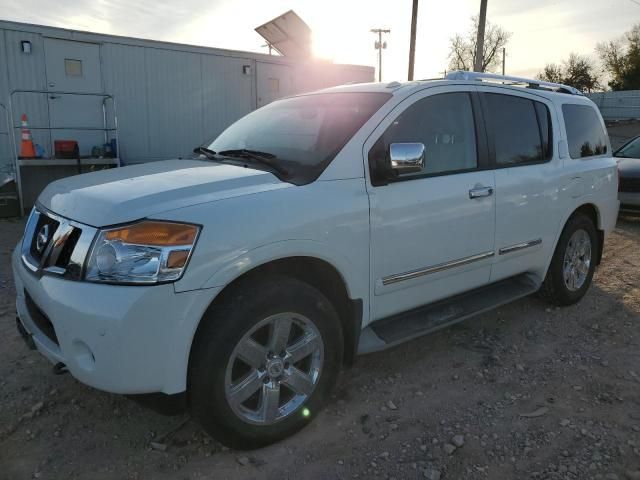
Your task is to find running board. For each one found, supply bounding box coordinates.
[358,274,539,354]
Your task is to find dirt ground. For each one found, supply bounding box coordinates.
[1,213,640,480]
[607,120,640,150]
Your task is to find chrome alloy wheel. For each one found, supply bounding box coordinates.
[563,228,592,292]
[224,312,324,425]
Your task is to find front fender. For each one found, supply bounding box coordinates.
[199,239,368,304]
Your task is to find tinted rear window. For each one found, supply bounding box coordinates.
[484,93,552,166]
[562,104,608,159]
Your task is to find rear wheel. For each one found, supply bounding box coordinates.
[189,275,343,449]
[539,212,598,306]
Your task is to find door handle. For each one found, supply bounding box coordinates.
[49,95,61,100]
[469,186,494,199]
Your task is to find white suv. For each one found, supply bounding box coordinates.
[12,72,619,448]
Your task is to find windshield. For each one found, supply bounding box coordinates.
[207,92,391,185]
[615,136,640,159]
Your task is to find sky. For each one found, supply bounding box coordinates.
[1,0,639,82]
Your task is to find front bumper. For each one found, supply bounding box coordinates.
[12,245,219,395]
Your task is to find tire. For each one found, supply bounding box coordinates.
[539,212,598,306]
[188,274,343,449]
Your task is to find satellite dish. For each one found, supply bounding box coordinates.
[255,10,312,58]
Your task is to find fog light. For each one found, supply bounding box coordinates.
[71,340,96,372]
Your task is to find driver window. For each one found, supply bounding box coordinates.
[377,92,478,177]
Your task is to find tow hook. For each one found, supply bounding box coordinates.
[53,362,68,375]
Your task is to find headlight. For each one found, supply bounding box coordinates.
[85,221,200,284]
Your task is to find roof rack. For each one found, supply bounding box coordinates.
[445,70,583,96]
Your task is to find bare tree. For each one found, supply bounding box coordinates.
[538,53,601,93]
[448,17,511,73]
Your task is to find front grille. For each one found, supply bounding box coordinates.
[21,208,91,280]
[620,177,640,193]
[29,213,59,262]
[24,290,59,346]
[54,228,81,269]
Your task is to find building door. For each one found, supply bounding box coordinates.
[256,62,292,108]
[43,38,105,156]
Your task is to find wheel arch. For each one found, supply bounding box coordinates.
[552,202,605,268]
[190,255,364,374]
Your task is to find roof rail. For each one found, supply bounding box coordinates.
[445,70,583,96]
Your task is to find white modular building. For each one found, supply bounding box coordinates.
[0,19,374,212]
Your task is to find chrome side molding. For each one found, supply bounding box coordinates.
[498,238,542,255]
[382,251,495,286]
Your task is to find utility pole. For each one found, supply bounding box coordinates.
[473,0,488,72]
[371,28,390,82]
[501,47,505,75]
[408,0,419,81]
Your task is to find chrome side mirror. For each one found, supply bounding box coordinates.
[389,142,425,174]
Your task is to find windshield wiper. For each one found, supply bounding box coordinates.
[218,149,289,177]
[193,146,219,160]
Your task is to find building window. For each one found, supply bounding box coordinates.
[64,59,83,77]
[268,78,280,95]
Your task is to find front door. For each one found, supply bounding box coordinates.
[366,87,496,321]
[44,38,104,157]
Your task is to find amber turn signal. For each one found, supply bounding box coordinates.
[167,250,190,268]
[104,221,198,246]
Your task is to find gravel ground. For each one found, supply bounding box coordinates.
[1,214,640,480]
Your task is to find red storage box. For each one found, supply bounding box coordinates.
[54,140,79,159]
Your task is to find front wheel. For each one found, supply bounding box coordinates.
[188,275,343,449]
[539,212,598,306]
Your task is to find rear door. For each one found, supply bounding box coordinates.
[366,86,496,321]
[478,88,563,282]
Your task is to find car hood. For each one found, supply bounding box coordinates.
[617,157,640,179]
[39,159,290,227]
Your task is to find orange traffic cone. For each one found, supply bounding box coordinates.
[19,114,37,159]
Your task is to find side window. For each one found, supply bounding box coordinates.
[373,92,478,178]
[534,102,553,159]
[484,93,552,166]
[615,136,640,158]
[562,104,608,159]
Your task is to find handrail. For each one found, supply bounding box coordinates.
[8,90,119,215]
[445,70,583,96]
[0,102,10,137]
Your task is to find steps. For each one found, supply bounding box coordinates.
[358,274,539,354]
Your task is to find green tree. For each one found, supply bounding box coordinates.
[597,23,640,90]
[539,64,563,84]
[538,54,601,93]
